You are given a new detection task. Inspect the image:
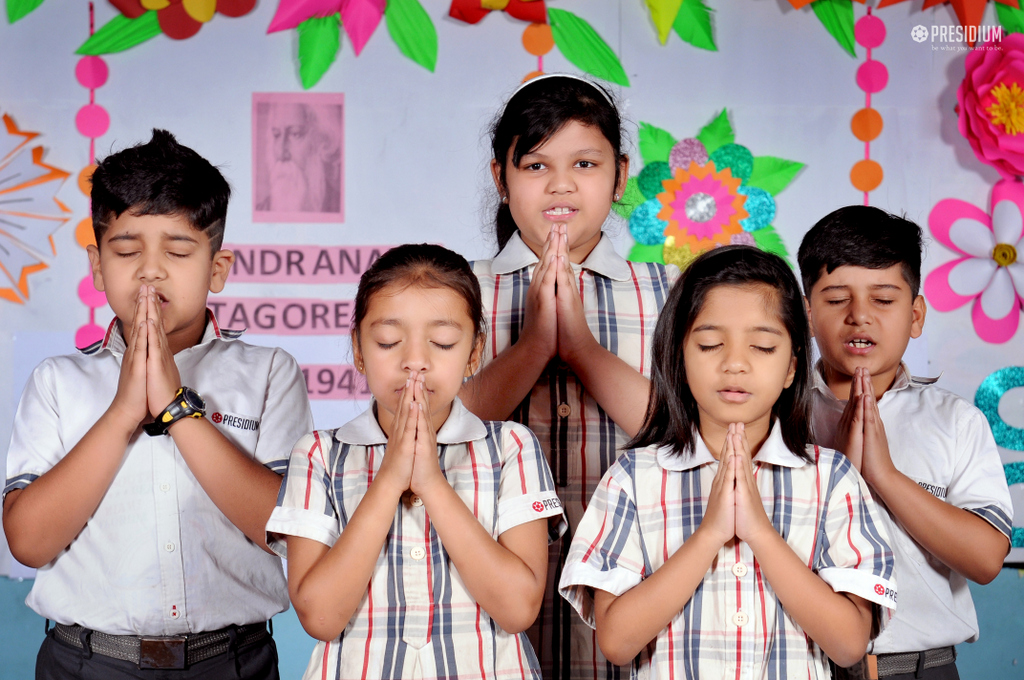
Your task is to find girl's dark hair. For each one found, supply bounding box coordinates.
[352,243,486,344]
[490,75,625,252]
[628,246,813,461]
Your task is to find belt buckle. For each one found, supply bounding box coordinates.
[139,636,187,669]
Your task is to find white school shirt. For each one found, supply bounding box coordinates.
[3,312,312,635]
[266,397,568,680]
[809,362,1013,652]
[559,422,897,680]
[473,231,679,680]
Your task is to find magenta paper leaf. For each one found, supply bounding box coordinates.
[972,295,1021,343]
[924,258,976,312]
[340,0,385,55]
[268,0,341,34]
[929,198,989,256]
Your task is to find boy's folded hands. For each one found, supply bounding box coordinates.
[836,367,896,486]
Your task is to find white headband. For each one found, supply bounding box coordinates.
[506,72,616,108]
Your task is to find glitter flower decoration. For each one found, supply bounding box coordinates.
[616,110,802,269]
[957,32,1024,179]
[925,179,1024,343]
[0,113,72,304]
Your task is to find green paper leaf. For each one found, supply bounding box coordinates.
[638,123,676,165]
[298,15,341,90]
[810,0,855,57]
[996,2,1024,35]
[628,243,665,264]
[673,0,716,51]
[76,12,160,55]
[647,0,683,44]
[548,8,630,87]
[752,225,792,267]
[385,0,437,72]
[7,0,45,24]
[613,177,644,219]
[746,156,805,196]
[696,109,733,155]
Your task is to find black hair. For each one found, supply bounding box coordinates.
[90,129,230,252]
[797,205,924,297]
[352,243,486,346]
[490,75,625,252]
[628,246,813,461]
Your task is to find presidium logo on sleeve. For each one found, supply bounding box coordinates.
[532,498,562,512]
[874,583,897,603]
[210,412,260,432]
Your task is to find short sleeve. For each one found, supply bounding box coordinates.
[948,406,1013,540]
[253,350,314,474]
[4,359,64,498]
[495,422,567,541]
[814,451,897,610]
[558,460,647,628]
[265,430,341,557]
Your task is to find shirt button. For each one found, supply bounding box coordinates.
[732,611,749,627]
[159,483,170,492]
[557,403,571,418]
[732,563,748,577]
[411,496,423,507]
[410,547,425,560]
[164,542,175,552]
[169,606,180,619]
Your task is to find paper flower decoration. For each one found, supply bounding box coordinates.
[0,113,72,304]
[449,1,629,86]
[641,0,716,50]
[616,110,803,270]
[76,0,255,54]
[925,179,1024,343]
[957,32,1024,179]
[266,0,437,89]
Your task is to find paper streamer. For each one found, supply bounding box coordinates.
[975,366,1024,451]
[851,9,885,203]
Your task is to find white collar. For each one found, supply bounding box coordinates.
[490,231,632,281]
[655,419,806,471]
[336,396,488,446]
[80,309,241,357]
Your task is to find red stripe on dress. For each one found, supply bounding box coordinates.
[755,561,768,656]
[577,272,589,512]
[469,441,480,516]
[510,431,527,494]
[476,604,487,679]
[628,263,645,375]
[360,583,374,680]
[491,275,501,360]
[514,630,527,680]
[808,446,821,569]
[102,317,117,348]
[580,512,608,564]
[845,493,862,567]
[304,431,324,510]
[666,621,676,680]
[208,308,221,338]
[661,470,669,562]
[734,540,743,680]
[321,641,331,680]
[425,514,434,643]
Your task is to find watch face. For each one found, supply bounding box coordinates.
[181,387,206,413]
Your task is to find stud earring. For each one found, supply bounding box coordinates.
[501,195,508,204]
[613,193,621,202]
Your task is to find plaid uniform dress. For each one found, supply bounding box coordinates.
[267,398,567,680]
[472,233,679,680]
[559,423,897,680]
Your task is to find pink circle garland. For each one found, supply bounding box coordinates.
[854,14,885,49]
[852,10,886,204]
[74,56,109,89]
[77,274,106,307]
[75,104,110,139]
[856,61,889,94]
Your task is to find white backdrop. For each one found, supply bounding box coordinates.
[1,0,1022,577]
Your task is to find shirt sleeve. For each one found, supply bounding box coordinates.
[4,359,64,498]
[495,422,567,541]
[814,450,898,610]
[948,404,1013,540]
[265,430,341,558]
[253,349,314,474]
[558,458,647,628]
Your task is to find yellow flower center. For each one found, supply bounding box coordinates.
[993,242,1017,267]
[987,82,1024,136]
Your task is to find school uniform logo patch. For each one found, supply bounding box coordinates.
[211,412,260,432]
[533,498,562,512]
[533,502,544,512]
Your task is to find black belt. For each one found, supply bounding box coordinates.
[51,621,270,669]
[872,646,956,678]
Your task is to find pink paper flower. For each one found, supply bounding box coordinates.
[925,179,1024,343]
[957,32,1024,179]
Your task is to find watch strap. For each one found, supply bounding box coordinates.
[143,387,205,437]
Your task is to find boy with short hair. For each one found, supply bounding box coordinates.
[798,205,1013,680]
[3,130,312,679]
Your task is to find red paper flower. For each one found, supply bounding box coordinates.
[449,0,546,25]
[109,0,256,40]
[958,32,1024,178]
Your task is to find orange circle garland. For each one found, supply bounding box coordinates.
[850,159,884,192]
[522,22,554,56]
[852,9,886,203]
[851,108,883,142]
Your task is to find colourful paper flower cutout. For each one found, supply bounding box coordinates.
[657,162,748,251]
[925,179,1024,343]
[110,0,255,40]
[448,0,546,25]
[619,111,803,269]
[0,113,72,304]
[957,32,1024,179]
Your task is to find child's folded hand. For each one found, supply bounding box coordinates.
[702,424,738,546]
[410,376,445,497]
[111,285,151,429]
[553,225,595,366]
[521,226,558,362]
[857,372,896,486]
[836,368,867,472]
[145,287,182,417]
[731,424,772,545]
[378,371,419,497]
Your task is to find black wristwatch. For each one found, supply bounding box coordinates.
[144,387,207,436]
